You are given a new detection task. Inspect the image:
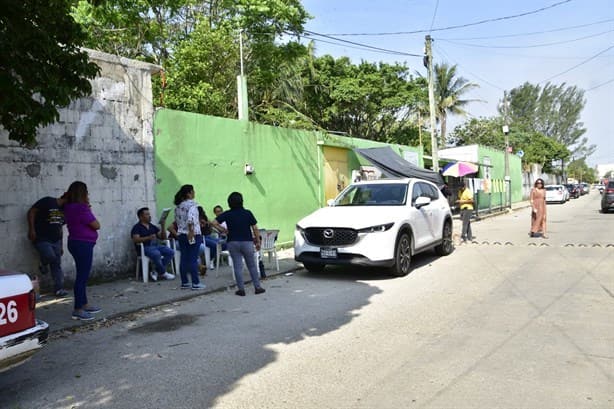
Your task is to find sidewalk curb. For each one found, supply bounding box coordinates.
[49,264,303,335]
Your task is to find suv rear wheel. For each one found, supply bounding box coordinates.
[389,232,411,277]
[434,221,454,256]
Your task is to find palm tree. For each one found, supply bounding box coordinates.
[434,63,479,146]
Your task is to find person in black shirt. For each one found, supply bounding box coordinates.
[27,195,69,297]
[131,207,175,281]
[213,192,265,296]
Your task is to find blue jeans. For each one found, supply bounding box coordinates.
[178,234,202,286]
[203,235,219,260]
[34,240,64,292]
[143,245,174,275]
[227,241,261,291]
[67,239,95,310]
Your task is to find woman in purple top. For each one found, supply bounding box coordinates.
[63,181,101,321]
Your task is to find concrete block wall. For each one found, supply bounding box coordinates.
[0,49,161,289]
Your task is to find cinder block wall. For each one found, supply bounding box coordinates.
[0,49,160,289]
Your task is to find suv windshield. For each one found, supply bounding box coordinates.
[335,183,408,206]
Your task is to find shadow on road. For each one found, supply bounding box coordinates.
[0,269,384,408]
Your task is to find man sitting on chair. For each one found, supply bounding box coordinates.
[131,207,175,281]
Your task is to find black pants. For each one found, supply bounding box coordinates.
[460,208,473,241]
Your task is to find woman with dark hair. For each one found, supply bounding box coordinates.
[173,184,205,290]
[213,192,265,296]
[63,181,101,321]
[530,178,547,238]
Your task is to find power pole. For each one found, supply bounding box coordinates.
[424,35,439,172]
[237,29,249,121]
[501,91,511,208]
[502,91,510,181]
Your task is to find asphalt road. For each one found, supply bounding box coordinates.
[2,192,613,409]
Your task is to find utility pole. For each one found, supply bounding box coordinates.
[502,91,510,181]
[501,91,511,208]
[237,29,249,121]
[424,35,439,172]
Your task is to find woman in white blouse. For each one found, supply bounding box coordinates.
[173,184,205,290]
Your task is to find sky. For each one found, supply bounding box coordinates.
[299,0,614,167]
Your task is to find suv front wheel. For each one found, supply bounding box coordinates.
[434,221,454,256]
[389,232,412,277]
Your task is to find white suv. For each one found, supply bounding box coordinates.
[294,178,454,276]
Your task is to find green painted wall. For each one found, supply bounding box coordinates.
[154,109,321,246]
[154,109,428,246]
[476,145,523,210]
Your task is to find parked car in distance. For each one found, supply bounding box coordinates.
[0,269,49,373]
[578,183,589,195]
[601,180,614,213]
[545,184,568,204]
[295,178,454,276]
[564,183,580,199]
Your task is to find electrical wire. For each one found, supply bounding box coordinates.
[434,43,505,92]
[437,18,614,41]
[438,29,614,49]
[299,34,415,57]
[300,30,422,57]
[585,78,614,91]
[429,0,440,33]
[319,0,574,36]
[540,44,614,83]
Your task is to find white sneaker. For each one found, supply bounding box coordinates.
[209,263,215,270]
[150,271,158,281]
[161,272,175,280]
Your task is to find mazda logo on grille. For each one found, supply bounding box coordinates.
[323,229,334,239]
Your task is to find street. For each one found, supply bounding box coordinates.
[1,192,613,409]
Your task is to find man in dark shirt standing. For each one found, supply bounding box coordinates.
[27,194,69,297]
[131,207,175,281]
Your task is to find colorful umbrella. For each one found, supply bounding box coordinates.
[441,161,479,177]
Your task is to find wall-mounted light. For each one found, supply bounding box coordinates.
[244,163,255,175]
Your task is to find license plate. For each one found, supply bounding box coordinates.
[320,248,338,259]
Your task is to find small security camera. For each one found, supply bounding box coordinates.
[244,163,254,175]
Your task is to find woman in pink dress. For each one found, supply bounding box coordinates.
[529,179,547,238]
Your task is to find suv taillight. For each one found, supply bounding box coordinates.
[607,188,614,194]
[29,289,36,310]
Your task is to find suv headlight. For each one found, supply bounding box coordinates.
[357,222,394,233]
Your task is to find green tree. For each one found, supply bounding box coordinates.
[163,19,238,117]
[567,158,596,183]
[71,0,202,65]
[434,63,479,146]
[300,55,427,144]
[450,117,569,172]
[73,0,311,122]
[506,82,595,157]
[0,0,100,146]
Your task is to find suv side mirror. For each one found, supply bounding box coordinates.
[415,196,431,209]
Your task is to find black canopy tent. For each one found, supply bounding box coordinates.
[354,147,444,186]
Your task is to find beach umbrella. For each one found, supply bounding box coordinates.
[441,161,479,177]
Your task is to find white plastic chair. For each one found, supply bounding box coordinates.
[259,229,280,272]
[200,244,211,270]
[136,240,173,283]
[169,237,180,276]
[135,243,151,283]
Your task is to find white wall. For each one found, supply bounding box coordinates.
[0,50,161,288]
